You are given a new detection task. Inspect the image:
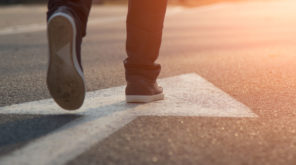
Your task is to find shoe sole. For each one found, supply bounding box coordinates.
[47,13,85,110]
[126,93,164,103]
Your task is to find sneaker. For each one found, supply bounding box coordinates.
[47,8,85,110]
[125,80,164,103]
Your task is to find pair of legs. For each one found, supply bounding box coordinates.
[46,0,168,110]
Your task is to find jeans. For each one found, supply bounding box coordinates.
[47,0,168,83]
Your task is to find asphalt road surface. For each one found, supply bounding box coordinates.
[1,0,296,164]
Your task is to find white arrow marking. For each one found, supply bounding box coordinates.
[0,73,257,165]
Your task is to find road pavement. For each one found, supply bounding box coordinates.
[1,1,296,164]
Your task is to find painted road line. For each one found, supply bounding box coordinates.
[0,73,257,165]
[88,16,125,25]
[0,23,45,36]
[88,7,183,25]
[0,7,183,36]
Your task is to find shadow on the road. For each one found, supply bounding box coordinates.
[0,100,141,158]
[0,114,81,156]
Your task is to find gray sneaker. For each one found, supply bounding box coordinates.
[125,80,164,103]
[47,8,85,110]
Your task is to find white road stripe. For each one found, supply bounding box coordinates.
[0,7,183,36]
[0,73,257,165]
[0,23,46,35]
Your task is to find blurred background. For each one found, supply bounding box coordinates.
[0,0,252,6]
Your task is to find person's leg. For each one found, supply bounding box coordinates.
[47,0,92,66]
[46,0,92,110]
[124,0,168,102]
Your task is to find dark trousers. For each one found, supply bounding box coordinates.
[47,0,168,83]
